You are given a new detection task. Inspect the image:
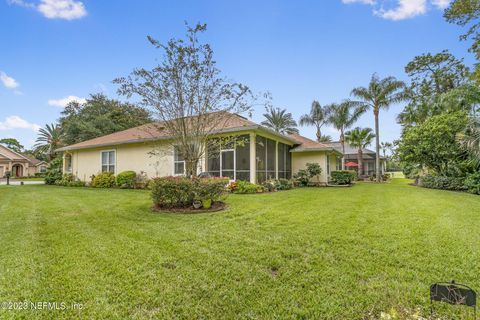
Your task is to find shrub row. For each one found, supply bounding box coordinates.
[418,173,480,194]
[330,170,357,185]
[151,177,229,209]
[227,179,294,194]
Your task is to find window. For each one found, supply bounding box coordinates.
[173,146,185,175]
[206,135,250,180]
[65,154,72,173]
[40,165,47,173]
[101,150,115,173]
[327,155,330,175]
[277,143,292,179]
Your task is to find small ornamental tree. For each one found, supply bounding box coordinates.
[114,23,257,178]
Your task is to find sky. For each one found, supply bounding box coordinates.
[0,0,475,150]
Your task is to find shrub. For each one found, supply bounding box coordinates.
[294,163,323,186]
[44,158,63,185]
[418,175,467,191]
[116,171,136,189]
[262,179,294,191]
[330,170,356,185]
[151,177,194,208]
[92,172,116,188]
[194,177,229,201]
[151,177,229,209]
[55,174,85,187]
[293,169,310,187]
[464,172,480,195]
[234,180,263,194]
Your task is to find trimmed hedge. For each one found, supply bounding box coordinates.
[465,172,480,195]
[151,177,229,209]
[330,170,356,185]
[55,174,85,187]
[418,175,467,191]
[232,180,264,194]
[92,172,116,188]
[116,171,136,189]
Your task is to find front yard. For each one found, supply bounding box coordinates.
[1,179,480,319]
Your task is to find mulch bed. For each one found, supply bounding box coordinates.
[152,201,227,214]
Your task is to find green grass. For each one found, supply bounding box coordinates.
[1,179,480,319]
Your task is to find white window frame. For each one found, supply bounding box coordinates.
[173,145,186,176]
[100,150,116,174]
[220,148,236,181]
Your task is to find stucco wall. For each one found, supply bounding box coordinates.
[292,151,339,184]
[70,142,178,182]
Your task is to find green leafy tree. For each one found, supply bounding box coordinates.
[318,135,332,143]
[299,101,331,142]
[398,51,472,126]
[59,93,152,145]
[397,112,470,176]
[345,127,375,176]
[34,123,64,161]
[351,74,407,182]
[0,138,24,153]
[261,107,299,134]
[328,100,365,169]
[380,142,393,159]
[458,116,480,165]
[444,0,480,82]
[114,23,255,178]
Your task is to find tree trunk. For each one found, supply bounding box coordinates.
[186,159,199,179]
[316,125,321,142]
[374,109,380,182]
[340,129,345,170]
[358,149,363,177]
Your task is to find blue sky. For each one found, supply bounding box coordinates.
[0,0,474,149]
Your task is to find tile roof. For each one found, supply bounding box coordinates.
[288,133,341,153]
[0,144,44,165]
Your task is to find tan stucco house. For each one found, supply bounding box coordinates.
[0,145,47,177]
[56,113,342,184]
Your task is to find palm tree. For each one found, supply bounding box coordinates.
[328,100,366,169]
[458,117,480,165]
[299,101,331,142]
[34,123,64,161]
[261,107,299,134]
[351,74,407,182]
[345,127,375,176]
[380,142,393,159]
[319,135,332,143]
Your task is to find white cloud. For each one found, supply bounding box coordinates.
[8,0,87,20]
[431,0,451,9]
[0,71,20,90]
[342,0,451,20]
[48,95,86,108]
[0,116,41,132]
[342,0,376,4]
[375,0,427,20]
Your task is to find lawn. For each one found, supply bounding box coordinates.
[1,179,480,319]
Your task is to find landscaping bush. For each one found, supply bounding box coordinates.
[464,172,480,195]
[262,179,294,191]
[54,174,85,187]
[234,180,264,194]
[418,175,467,191]
[330,170,356,185]
[194,177,229,201]
[44,158,63,185]
[116,171,136,189]
[91,172,116,188]
[293,169,310,187]
[151,177,229,209]
[294,163,323,186]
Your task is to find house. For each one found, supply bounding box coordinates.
[0,144,47,177]
[56,113,342,184]
[327,141,385,176]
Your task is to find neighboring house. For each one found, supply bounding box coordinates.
[0,144,47,178]
[327,141,385,176]
[56,113,342,184]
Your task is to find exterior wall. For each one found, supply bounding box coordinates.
[292,151,334,184]
[69,141,176,182]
